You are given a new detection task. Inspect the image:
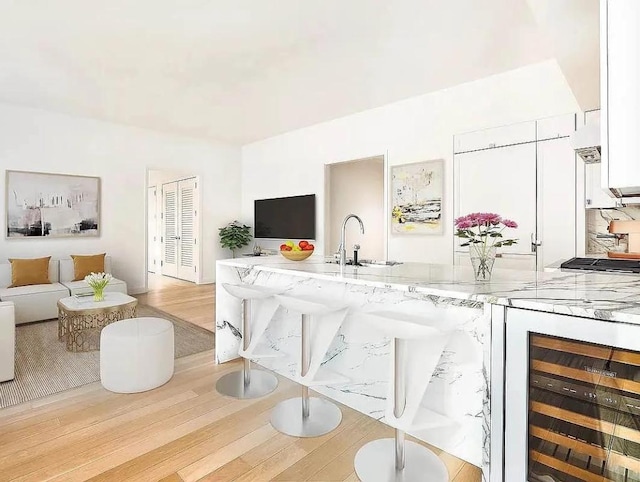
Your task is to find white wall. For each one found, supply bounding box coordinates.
[241,60,581,263]
[0,103,241,292]
[327,157,384,260]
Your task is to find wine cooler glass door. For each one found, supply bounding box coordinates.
[505,308,640,482]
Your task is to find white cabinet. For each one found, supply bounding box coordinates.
[585,163,620,208]
[602,0,640,197]
[454,142,538,271]
[454,113,577,271]
[454,121,536,154]
[537,137,577,268]
[582,110,619,208]
[455,143,537,256]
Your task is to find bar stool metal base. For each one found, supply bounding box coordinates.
[354,439,448,482]
[215,369,278,399]
[271,397,342,437]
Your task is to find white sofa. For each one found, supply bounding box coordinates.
[59,257,127,296]
[0,301,15,382]
[0,256,128,324]
[0,259,69,325]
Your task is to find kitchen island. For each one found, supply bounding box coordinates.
[216,255,640,482]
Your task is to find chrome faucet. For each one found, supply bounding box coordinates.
[338,214,365,267]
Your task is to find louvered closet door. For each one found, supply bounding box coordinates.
[161,182,179,278]
[177,178,197,282]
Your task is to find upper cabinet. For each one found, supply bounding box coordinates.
[584,110,619,208]
[454,121,536,154]
[601,0,640,198]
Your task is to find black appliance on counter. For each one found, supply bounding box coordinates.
[560,257,640,274]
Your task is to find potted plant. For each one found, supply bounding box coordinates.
[219,221,252,258]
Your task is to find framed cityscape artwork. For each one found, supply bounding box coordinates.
[5,170,100,238]
[391,159,443,234]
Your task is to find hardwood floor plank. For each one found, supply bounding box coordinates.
[453,463,483,481]
[232,405,361,482]
[196,457,253,482]
[84,386,299,482]
[271,411,374,481]
[307,420,393,481]
[7,389,229,481]
[177,423,277,482]
[159,473,185,482]
[0,361,233,462]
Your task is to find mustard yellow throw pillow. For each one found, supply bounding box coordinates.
[8,256,52,288]
[71,253,106,281]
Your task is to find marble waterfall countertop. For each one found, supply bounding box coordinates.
[219,255,640,324]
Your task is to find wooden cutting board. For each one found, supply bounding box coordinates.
[608,251,640,259]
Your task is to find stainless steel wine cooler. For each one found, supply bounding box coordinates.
[505,308,640,481]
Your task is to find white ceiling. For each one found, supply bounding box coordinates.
[0,0,598,144]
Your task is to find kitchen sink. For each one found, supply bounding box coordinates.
[359,260,402,268]
[325,258,402,267]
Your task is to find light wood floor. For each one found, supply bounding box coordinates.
[0,276,481,481]
[136,273,215,332]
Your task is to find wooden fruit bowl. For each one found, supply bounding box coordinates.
[280,249,313,261]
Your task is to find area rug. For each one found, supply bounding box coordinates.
[0,304,214,409]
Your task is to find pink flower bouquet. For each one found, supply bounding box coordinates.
[454,212,518,248]
[455,213,518,281]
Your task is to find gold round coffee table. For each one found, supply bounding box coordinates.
[57,292,138,352]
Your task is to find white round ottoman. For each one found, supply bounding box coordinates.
[100,317,175,393]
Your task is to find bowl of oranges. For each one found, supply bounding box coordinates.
[280,240,314,261]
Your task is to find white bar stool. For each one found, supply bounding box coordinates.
[216,283,282,399]
[354,311,453,481]
[270,293,349,438]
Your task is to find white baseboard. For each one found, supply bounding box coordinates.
[129,286,147,295]
[198,278,215,285]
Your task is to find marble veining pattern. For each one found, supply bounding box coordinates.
[219,256,640,324]
[586,205,640,254]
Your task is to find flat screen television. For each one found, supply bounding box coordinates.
[254,194,316,239]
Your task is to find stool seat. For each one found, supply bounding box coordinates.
[270,293,349,438]
[216,283,282,399]
[222,283,283,301]
[361,311,443,340]
[100,317,174,394]
[275,293,347,316]
[354,309,450,481]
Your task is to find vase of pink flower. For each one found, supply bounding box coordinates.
[454,212,518,281]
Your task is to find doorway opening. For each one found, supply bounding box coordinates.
[324,155,386,261]
[146,170,201,291]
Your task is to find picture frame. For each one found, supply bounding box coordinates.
[5,170,101,239]
[391,159,443,234]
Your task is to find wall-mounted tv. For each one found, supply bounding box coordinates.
[254,194,316,239]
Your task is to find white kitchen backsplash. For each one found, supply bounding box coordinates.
[587,205,640,254]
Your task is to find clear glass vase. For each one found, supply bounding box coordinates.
[92,287,105,302]
[469,244,497,282]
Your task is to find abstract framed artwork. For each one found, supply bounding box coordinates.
[391,159,443,234]
[6,170,100,238]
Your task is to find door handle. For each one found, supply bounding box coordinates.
[530,233,542,253]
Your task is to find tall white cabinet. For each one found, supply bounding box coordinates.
[454,114,577,271]
[602,0,640,197]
